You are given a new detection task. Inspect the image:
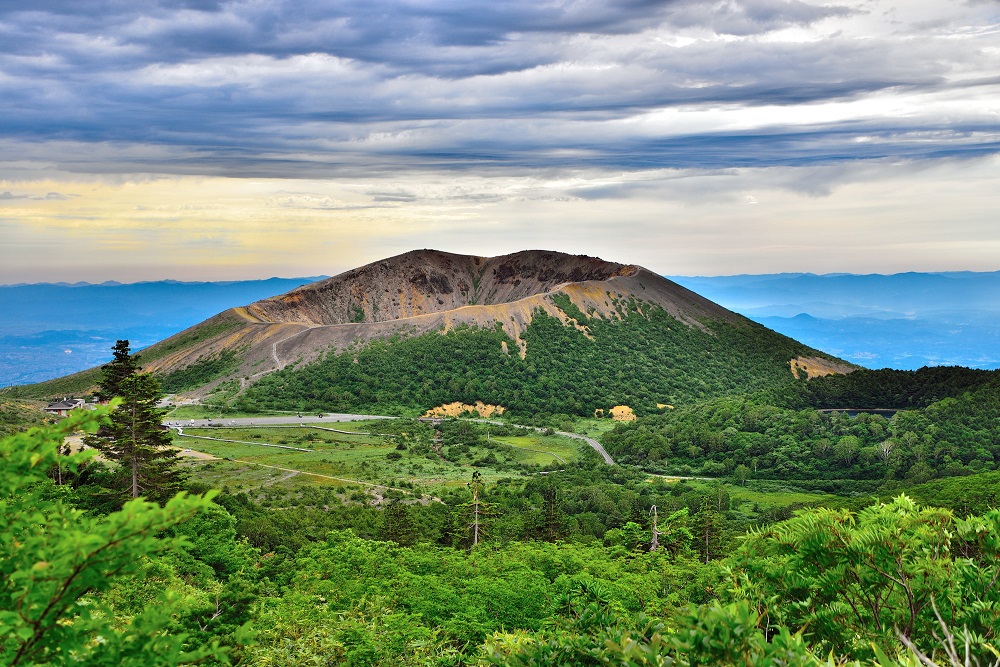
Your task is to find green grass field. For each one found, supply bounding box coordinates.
[173,419,590,498]
[567,417,620,439]
[170,416,833,519]
[490,434,582,465]
[181,458,359,494]
[726,485,838,511]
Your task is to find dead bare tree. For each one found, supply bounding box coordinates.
[649,505,660,552]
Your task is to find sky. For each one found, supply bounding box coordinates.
[1,0,998,283]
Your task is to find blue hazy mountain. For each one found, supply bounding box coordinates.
[0,278,325,386]
[668,271,1000,370]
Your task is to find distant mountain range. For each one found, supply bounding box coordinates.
[0,278,325,386]
[2,267,997,388]
[669,271,1000,370]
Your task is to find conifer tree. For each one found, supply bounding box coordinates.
[649,505,660,552]
[96,339,141,402]
[383,498,416,546]
[452,470,497,548]
[541,482,563,542]
[469,470,486,547]
[84,340,185,504]
[694,495,726,564]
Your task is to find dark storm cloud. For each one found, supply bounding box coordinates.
[0,0,997,177]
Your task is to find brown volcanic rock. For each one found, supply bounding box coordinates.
[134,249,823,397]
[243,249,638,325]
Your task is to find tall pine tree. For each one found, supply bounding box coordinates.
[540,482,563,542]
[84,340,185,504]
[450,470,498,548]
[382,498,416,546]
[96,339,141,402]
[694,495,726,564]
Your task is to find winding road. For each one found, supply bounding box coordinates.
[556,430,615,465]
[271,325,322,368]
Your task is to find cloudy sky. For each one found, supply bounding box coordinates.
[1,0,998,282]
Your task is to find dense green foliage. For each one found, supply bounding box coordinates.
[5,411,1000,666]
[886,469,1000,516]
[777,365,997,410]
[603,374,1000,485]
[159,350,240,393]
[246,531,713,666]
[487,496,1000,667]
[238,300,819,416]
[0,409,229,666]
[0,398,51,436]
[727,495,1000,660]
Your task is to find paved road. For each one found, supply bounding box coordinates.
[560,431,615,465]
[172,427,313,451]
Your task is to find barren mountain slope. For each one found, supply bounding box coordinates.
[243,249,707,324]
[20,249,854,400]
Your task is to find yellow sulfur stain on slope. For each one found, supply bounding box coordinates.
[609,405,636,421]
[423,402,506,418]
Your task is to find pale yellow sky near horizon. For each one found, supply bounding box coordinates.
[3,0,1000,284]
[2,154,999,283]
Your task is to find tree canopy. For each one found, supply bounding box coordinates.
[0,408,227,666]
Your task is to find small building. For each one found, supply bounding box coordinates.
[43,398,88,417]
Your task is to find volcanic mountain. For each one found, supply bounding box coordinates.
[23,250,855,415]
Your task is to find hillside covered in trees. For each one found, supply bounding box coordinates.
[236,301,834,417]
[602,367,1000,490]
[5,252,999,667]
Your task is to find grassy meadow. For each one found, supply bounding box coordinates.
[172,418,592,501]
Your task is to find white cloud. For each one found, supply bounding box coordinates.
[0,0,998,279]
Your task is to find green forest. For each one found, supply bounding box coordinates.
[237,301,822,417]
[602,367,1000,488]
[6,405,1000,667]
